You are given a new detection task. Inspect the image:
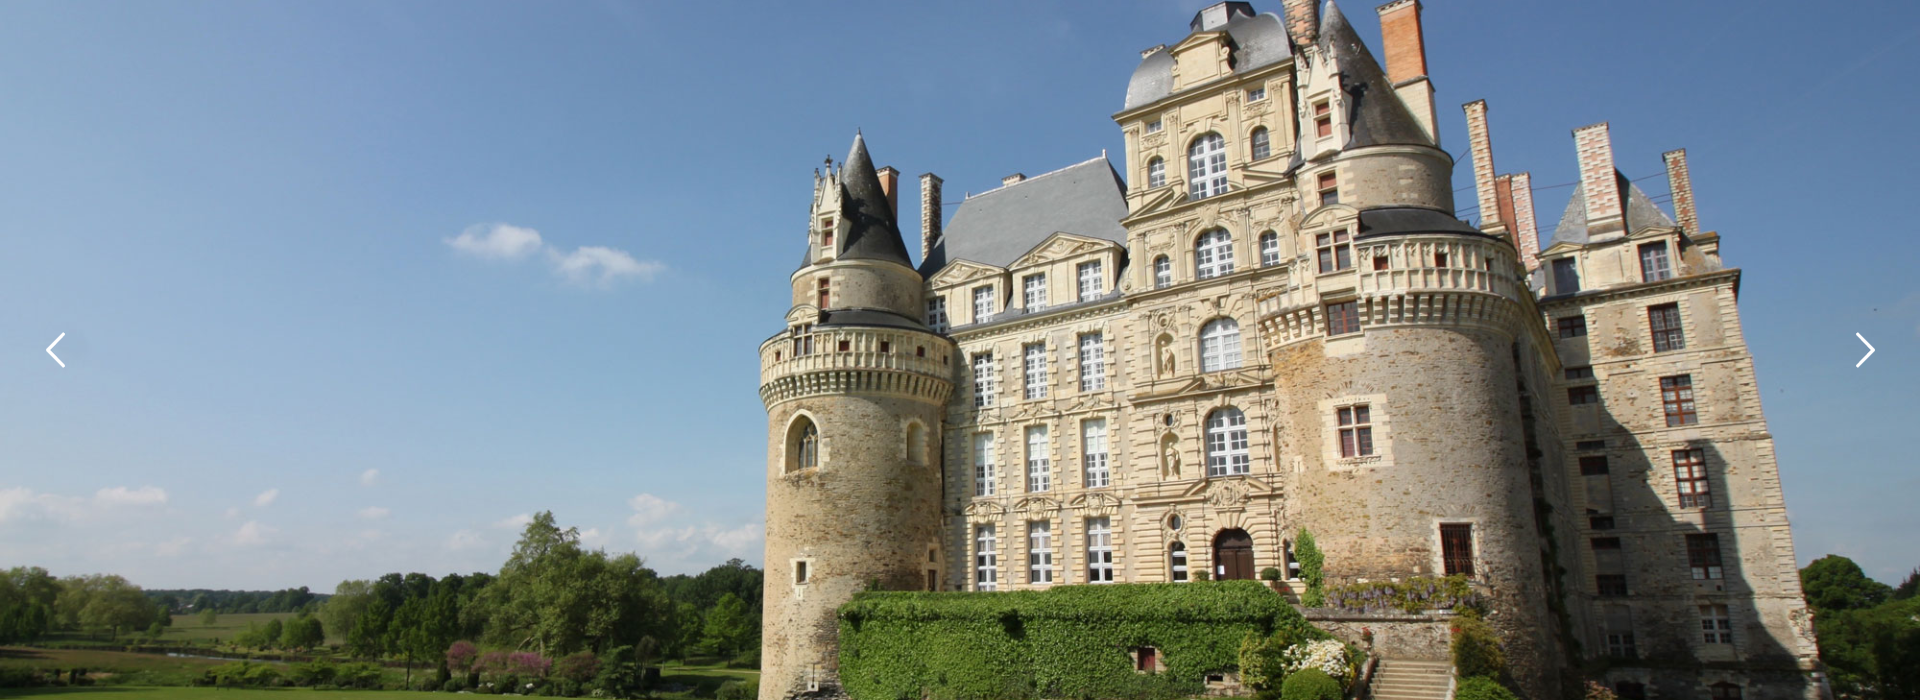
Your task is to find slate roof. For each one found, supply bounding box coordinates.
[835,133,916,268]
[1546,174,1676,247]
[1123,10,1292,112]
[1354,207,1485,240]
[918,157,1130,276]
[1318,2,1434,150]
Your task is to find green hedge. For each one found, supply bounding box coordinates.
[838,581,1324,700]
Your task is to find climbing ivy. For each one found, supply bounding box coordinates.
[1294,529,1325,607]
[837,581,1326,700]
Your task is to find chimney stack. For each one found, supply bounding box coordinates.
[1494,174,1518,242]
[1509,172,1542,272]
[1573,122,1625,238]
[919,172,943,264]
[1463,100,1502,234]
[1380,1,1438,144]
[1282,0,1319,50]
[1663,149,1698,235]
[875,166,900,220]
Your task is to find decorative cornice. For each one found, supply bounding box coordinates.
[1537,268,1740,309]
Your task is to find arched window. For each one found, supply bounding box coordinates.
[1147,157,1166,188]
[1205,408,1250,476]
[1195,229,1234,280]
[1153,256,1172,288]
[1259,231,1280,266]
[1187,133,1227,200]
[1250,127,1271,161]
[788,417,820,473]
[1170,542,1189,582]
[1200,318,1242,372]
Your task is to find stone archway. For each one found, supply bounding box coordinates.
[1212,529,1255,580]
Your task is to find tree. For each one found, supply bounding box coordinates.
[280,613,324,649]
[57,574,161,639]
[324,580,374,650]
[1894,568,1919,601]
[701,593,756,657]
[477,512,673,656]
[1803,555,1893,612]
[199,608,218,628]
[0,567,59,644]
[348,597,393,658]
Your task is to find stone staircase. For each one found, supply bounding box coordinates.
[1367,659,1453,700]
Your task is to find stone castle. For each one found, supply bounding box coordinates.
[756,2,1821,699]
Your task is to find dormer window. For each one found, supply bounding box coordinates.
[1023,273,1048,310]
[1639,242,1672,282]
[1318,172,1339,205]
[1188,133,1227,200]
[817,278,830,309]
[927,296,949,333]
[1247,86,1266,102]
[1313,101,1333,139]
[972,286,996,323]
[821,217,835,248]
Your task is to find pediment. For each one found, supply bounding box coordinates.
[963,500,1007,522]
[1067,491,1123,516]
[929,260,1005,288]
[1301,204,1359,230]
[785,305,821,324]
[1013,497,1061,516]
[1539,240,1584,257]
[1008,232,1120,271]
[1125,187,1185,219]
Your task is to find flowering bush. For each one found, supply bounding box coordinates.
[1324,575,1487,614]
[475,650,513,677]
[1281,639,1352,683]
[506,651,551,678]
[446,640,479,673]
[554,651,601,683]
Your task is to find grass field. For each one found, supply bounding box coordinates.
[0,687,423,699]
[0,647,228,676]
[162,612,342,646]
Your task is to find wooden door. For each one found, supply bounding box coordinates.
[1213,529,1255,580]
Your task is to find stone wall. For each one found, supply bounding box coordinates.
[1307,610,1456,662]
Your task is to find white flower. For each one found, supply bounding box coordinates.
[1281,639,1352,682]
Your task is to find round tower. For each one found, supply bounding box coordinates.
[758,134,953,700]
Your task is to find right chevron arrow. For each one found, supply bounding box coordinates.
[1856,333,1875,368]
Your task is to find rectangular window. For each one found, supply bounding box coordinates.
[972,433,996,497]
[1649,303,1685,352]
[1083,419,1110,488]
[1087,517,1115,583]
[1674,449,1710,509]
[1434,251,1449,268]
[790,323,815,357]
[1552,257,1580,295]
[1596,574,1629,597]
[1318,172,1339,205]
[1316,230,1352,272]
[1687,533,1724,580]
[972,285,996,323]
[795,560,809,585]
[821,218,834,248]
[1261,234,1282,266]
[1313,101,1332,138]
[1557,315,1588,338]
[1579,455,1610,476]
[972,352,996,408]
[1077,261,1104,301]
[1247,86,1266,102]
[1440,523,1475,577]
[1700,604,1733,644]
[1661,375,1697,426]
[1023,273,1048,311]
[927,296,949,333]
[1605,606,1637,658]
[1024,343,1048,400]
[1145,119,1163,134]
[1639,242,1673,282]
[1565,366,1594,381]
[1078,333,1106,392]
[817,278,830,308]
[1337,404,1374,458]
[1028,521,1054,584]
[1326,300,1361,336]
[1568,386,1599,405]
[1373,255,1390,271]
[1590,515,1616,530]
[1577,439,1607,451]
[974,525,997,591]
[1026,426,1051,493]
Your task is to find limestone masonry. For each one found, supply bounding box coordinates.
[757,3,1821,700]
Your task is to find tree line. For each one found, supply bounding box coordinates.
[1799,555,1919,700]
[1,568,171,643]
[147,586,327,615]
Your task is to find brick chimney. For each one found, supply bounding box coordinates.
[1573,122,1625,238]
[1663,148,1697,235]
[1509,172,1541,272]
[1283,0,1318,50]
[1494,174,1517,241]
[875,166,900,220]
[1463,99,1501,234]
[1379,0,1438,144]
[919,172,943,263]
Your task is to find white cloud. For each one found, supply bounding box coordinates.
[357,506,390,520]
[633,522,763,554]
[233,520,274,546]
[579,527,609,549]
[94,486,168,507]
[447,530,486,551]
[495,513,533,530]
[626,493,681,527]
[225,506,241,519]
[253,488,279,507]
[156,537,192,557]
[445,223,544,260]
[549,246,665,287]
[0,486,167,522]
[360,469,380,486]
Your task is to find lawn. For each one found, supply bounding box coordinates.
[0,688,422,699]
[163,612,336,646]
[0,647,227,685]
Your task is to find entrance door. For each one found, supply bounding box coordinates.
[1213,529,1255,580]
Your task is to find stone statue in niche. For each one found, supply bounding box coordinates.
[1156,335,1176,377]
[1161,436,1182,478]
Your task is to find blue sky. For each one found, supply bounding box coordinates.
[1,0,1915,591]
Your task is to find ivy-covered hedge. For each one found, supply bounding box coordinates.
[838,581,1325,700]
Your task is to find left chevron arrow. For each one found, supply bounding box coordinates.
[47,332,65,368]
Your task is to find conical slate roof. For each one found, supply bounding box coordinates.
[1547,174,1677,247]
[835,134,916,268]
[1318,2,1433,150]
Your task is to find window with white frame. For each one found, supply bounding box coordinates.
[1250,127,1270,160]
[1700,604,1733,644]
[1023,342,1048,400]
[1153,256,1172,288]
[1640,242,1673,283]
[1188,133,1227,200]
[1023,273,1048,311]
[1205,408,1251,476]
[973,286,997,324]
[1200,318,1243,372]
[1316,229,1352,273]
[1083,419,1110,488]
[1195,229,1235,279]
[1078,333,1106,392]
[1145,119,1163,134]
[972,352,996,408]
[1148,157,1165,188]
[927,296,948,333]
[1028,521,1054,584]
[1337,404,1374,457]
[1259,231,1281,266]
[1025,425,1051,493]
[1077,261,1103,301]
[974,525,997,591]
[971,432,997,496]
[1087,517,1115,583]
[1170,542,1189,582]
[1247,86,1266,102]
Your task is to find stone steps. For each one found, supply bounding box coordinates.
[1368,659,1454,700]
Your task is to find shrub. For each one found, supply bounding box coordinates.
[1261,567,1284,581]
[334,662,386,689]
[594,645,646,698]
[443,677,468,692]
[289,659,338,687]
[1281,639,1353,684]
[1451,616,1507,682]
[1455,677,1520,700]
[447,639,480,672]
[1324,576,1487,615]
[717,678,760,700]
[555,650,601,683]
[1295,530,1325,607]
[728,648,761,669]
[1280,668,1341,700]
